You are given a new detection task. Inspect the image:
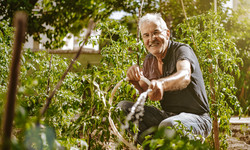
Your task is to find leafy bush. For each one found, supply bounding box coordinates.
[0,20,143,149]
[175,11,243,149]
[0,20,13,129]
[142,125,212,150]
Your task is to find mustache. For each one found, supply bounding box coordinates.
[149,40,159,46]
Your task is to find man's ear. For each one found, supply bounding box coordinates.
[166,29,170,40]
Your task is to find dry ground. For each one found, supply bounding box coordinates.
[228,123,250,150]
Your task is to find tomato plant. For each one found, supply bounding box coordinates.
[175,11,243,149]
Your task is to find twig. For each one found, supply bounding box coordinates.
[180,0,197,51]
[1,11,27,150]
[39,19,95,117]
[136,0,144,66]
[136,0,144,42]
[46,54,53,95]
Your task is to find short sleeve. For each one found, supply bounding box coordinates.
[175,45,196,73]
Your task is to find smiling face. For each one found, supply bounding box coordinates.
[141,20,170,59]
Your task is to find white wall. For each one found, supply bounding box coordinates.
[23,29,101,51]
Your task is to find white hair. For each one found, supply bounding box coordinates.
[139,13,168,31]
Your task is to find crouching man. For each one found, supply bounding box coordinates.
[118,13,212,144]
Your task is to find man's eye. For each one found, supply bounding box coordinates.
[154,31,160,34]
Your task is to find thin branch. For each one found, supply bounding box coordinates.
[39,19,95,117]
[180,0,197,51]
[137,0,144,43]
[46,54,53,95]
[214,0,217,13]
[1,11,27,150]
[136,0,144,66]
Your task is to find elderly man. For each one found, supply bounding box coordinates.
[118,13,212,144]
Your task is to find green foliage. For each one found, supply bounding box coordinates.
[142,125,212,150]
[0,8,246,149]
[0,0,140,49]
[1,0,231,49]
[0,20,13,94]
[0,20,144,149]
[119,0,231,38]
[0,20,13,125]
[224,0,250,114]
[175,11,243,149]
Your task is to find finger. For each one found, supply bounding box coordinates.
[133,67,140,81]
[148,81,155,99]
[126,69,132,80]
[128,66,135,79]
[134,70,140,80]
[139,70,143,77]
[135,66,142,81]
[136,67,141,78]
[127,66,139,81]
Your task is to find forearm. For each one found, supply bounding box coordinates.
[159,69,191,91]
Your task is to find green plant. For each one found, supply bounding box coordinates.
[224,1,250,115]
[175,11,243,149]
[0,20,13,131]
[142,125,212,150]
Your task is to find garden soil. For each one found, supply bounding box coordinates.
[228,117,250,150]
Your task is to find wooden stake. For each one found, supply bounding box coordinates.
[1,11,27,150]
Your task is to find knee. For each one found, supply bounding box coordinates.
[158,118,177,139]
[117,101,128,109]
[159,118,176,129]
[117,101,133,113]
[117,101,125,108]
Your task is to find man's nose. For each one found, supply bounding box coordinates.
[149,34,156,42]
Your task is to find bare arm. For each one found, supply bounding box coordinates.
[160,59,191,91]
[148,59,191,101]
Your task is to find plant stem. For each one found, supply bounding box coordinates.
[136,0,144,66]
[46,53,53,96]
[208,54,220,150]
[180,0,197,51]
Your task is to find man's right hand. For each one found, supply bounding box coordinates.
[126,65,142,81]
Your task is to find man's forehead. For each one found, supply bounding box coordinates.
[141,21,161,32]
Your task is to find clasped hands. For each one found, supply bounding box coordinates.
[127,65,164,101]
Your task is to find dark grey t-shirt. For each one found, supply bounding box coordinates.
[143,40,210,115]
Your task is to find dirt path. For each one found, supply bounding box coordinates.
[228,117,250,150]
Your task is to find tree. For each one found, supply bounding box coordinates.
[1,0,231,49]
[0,0,139,49]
